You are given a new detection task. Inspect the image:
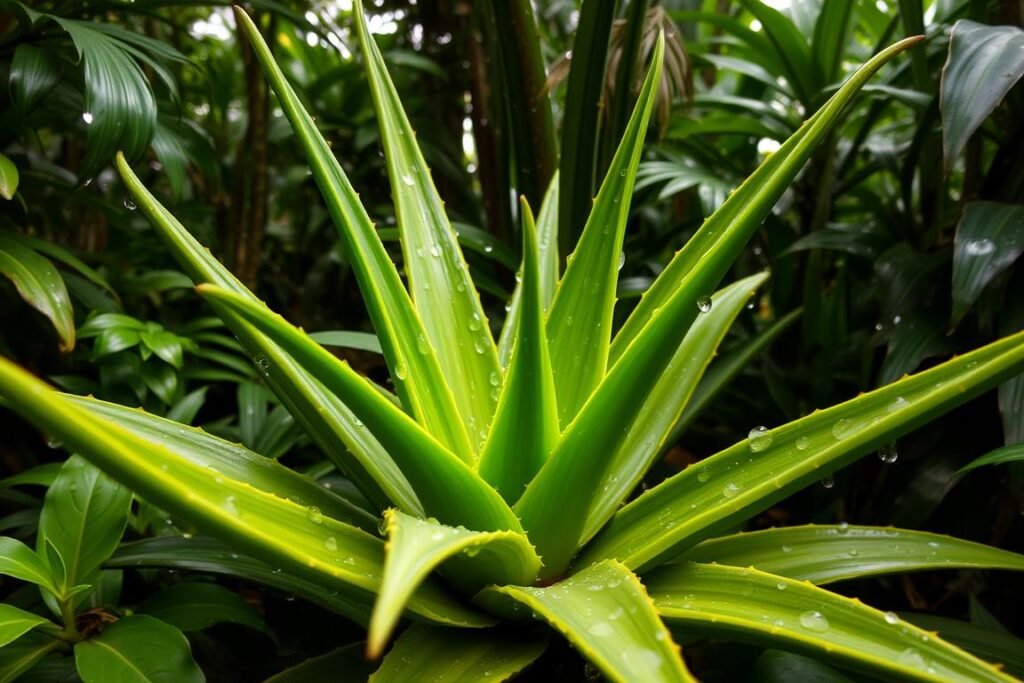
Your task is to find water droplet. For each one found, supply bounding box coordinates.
[776,582,787,590]
[820,476,835,489]
[254,354,271,373]
[46,437,62,449]
[483,244,494,254]
[898,647,926,669]
[123,197,137,210]
[468,313,483,331]
[832,418,856,439]
[474,338,487,354]
[697,467,711,483]
[964,238,995,256]
[799,610,829,632]
[878,443,898,464]
[618,251,625,270]
[307,506,323,524]
[223,495,239,515]
[401,172,415,186]
[887,396,910,413]
[795,436,811,451]
[884,611,899,625]
[696,296,713,313]
[722,482,743,498]
[588,622,613,636]
[82,111,94,124]
[489,370,500,387]
[429,246,440,258]
[781,544,792,553]
[324,536,338,551]
[748,426,773,452]
[394,362,408,381]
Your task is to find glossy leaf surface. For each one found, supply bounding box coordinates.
[74,615,203,683]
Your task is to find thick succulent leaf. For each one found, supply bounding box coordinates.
[117,154,417,514]
[0,234,74,351]
[940,20,1024,173]
[581,273,769,544]
[0,632,63,683]
[956,444,1024,476]
[0,154,18,200]
[581,328,1024,572]
[368,510,539,657]
[902,613,1024,679]
[370,624,547,682]
[0,358,484,630]
[233,9,473,460]
[651,563,1013,682]
[352,2,500,450]
[67,394,377,532]
[197,285,521,534]
[37,455,131,594]
[0,537,58,595]
[73,615,203,683]
[475,560,693,683]
[659,525,1024,585]
[546,35,664,426]
[137,582,273,638]
[478,200,559,502]
[951,201,1024,328]
[266,643,376,682]
[0,605,54,648]
[610,37,920,362]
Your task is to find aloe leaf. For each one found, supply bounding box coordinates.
[580,272,769,545]
[351,2,500,451]
[117,155,416,514]
[308,330,382,355]
[956,444,1024,476]
[478,200,559,502]
[900,613,1024,679]
[656,525,1024,585]
[0,605,54,648]
[66,394,377,532]
[0,358,483,629]
[232,9,472,460]
[197,285,521,533]
[580,329,1024,572]
[0,234,75,352]
[651,563,1013,683]
[368,510,539,657]
[0,537,58,595]
[610,37,921,363]
[475,560,693,683]
[73,615,203,683]
[370,624,547,682]
[546,35,664,426]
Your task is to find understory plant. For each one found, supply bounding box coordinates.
[2,5,1024,682]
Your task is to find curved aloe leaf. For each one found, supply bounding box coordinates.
[0,234,74,352]
[651,563,1013,682]
[117,154,418,515]
[581,272,769,544]
[475,560,693,683]
[610,37,922,363]
[369,510,540,657]
[546,35,664,426]
[370,624,547,682]
[233,8,473,460]
[581,329,1024,571]
[0,605,54,648]
[352,2,500,451]
[197,285,522,534]
[66,394,377,532]
[901,613,1024,679]
[657,525,1024,585]
[957,444,1024,476]
[0,358,482,629]
[478,200,559,502]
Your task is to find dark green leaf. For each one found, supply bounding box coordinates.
[0,234,75,351]
[951,201,1024,328]
[74,615,203,683]
[137,582,273,638]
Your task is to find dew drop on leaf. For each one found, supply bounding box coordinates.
[878,443,898,463]
[123,197,137,211]
[324,536,337,551]
[884,611,899,625]
[820,476,835,489]
[795,436,811,450]
[722,482,742,498]
[306,506,323,524]
[748,426,772,452]
[799,610,829,632]
[696,296,713,313]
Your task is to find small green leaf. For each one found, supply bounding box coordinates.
[0,153,19,200]
[476,560,694,683]
[0,605,54,648]
[137,582,273,639]
[951,201,1024,328]
[0,234,75,351]
[956,444,1024,476]
[0,537,57,595]
[74,615,203,683]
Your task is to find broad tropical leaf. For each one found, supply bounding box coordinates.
[73,615,203,683]
[0,233,75,351]
[0,605,53,648]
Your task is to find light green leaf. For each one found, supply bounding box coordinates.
[0,233,75,351]
[309,330,383,355]
[232,9,473,461]
[0,537,57,594]
[352,1,500,451]
[478,200,559,502]
[581,328,1024,572]
[652,563,1012,682]
[951,201,1024,327]
[956,444,1024,476]
[0,154,18,200]
[546,35,664,427]
[657,525,1024,585]
[0,605,54,648]
[196,284,521,534]
[74,615,203,683]
[137,582,273,638]
[940,20,1024,173]
[0,632,63,683]
[266,643,376,682]
[475,560,693,683]
[369,624,547,682]
[38,455,132,594]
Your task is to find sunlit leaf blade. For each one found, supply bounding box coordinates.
[308,330,382,355]
[498,173,560,367]
[657,525,1024,585]
[901,613,1024,679]
[581,329,1024,572]
[267,643,376,682]
[117,154,418,514]
[0,234,74,351]
[940,20,1024,174]
[369,510,539,657]
[610,37,921,363]
[0,154,18,200]
[479,200,559,502]
[475,560,693,683]
[956,444,1024,476]
[68,393,376,532]
[951,201,1024,328]
[0,632,63,683]
[0,537,57,594]
[546,35,664,427]
[370,624,547,683]
[0,605,53,648]
[352,2,500,451]
[0,358,483,629]
[651,563,1013,683]
[197,285,522,534]
[580,273,769,545]
[233,8,473,460]
[73,615,203,683]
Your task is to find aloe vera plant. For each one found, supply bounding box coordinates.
[2,6,1024,682]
